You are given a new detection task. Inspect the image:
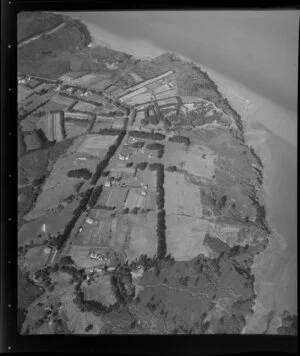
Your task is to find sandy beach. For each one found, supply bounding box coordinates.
[63,15,297,332]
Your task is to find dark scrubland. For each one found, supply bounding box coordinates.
[18,12,133,80]
[131,59,170,80]
[79,246,257,334]
[17,12,64,43]
[128,130,165,141]
[67,168,92,180]
[277,311,298,335]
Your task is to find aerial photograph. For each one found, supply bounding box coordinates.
[17,10,297,335]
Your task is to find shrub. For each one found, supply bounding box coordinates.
[168,135,190,146]
[131,141,145,148]
[136,162,148,171]
[166,166,177,172]
[128,130,165,141]
[157,149,164,158]
[67,168,92,180]
[146,143,164,150]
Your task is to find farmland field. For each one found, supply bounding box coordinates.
[22,245,52,272]
[124,189,139,210]
[97,188,110,207]
[95,115,114,123]
[77,134,117,157]
[18,85,33,103]
[65,121,89,138]
[105,188,128,210]
[20,93,53,113]
[164,172,202,218]
[91,121,112,132]
[165,215,213,261]
[24,178,80,220]
[73,101,97,113]
[164,142,217,180]
[43,94,74,111]
[181,96,204,104]
[81,275,117,307]
[155,90,177,100]
[125,213,157,262]
[146,191,157,211]
[69,245,106,268]
[71,73,110,87]
[124,92,154,106]
[24,132,42,151]
[18,202,78,246]
[156,97,178,106]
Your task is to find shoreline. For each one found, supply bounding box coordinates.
[62,17,296,328]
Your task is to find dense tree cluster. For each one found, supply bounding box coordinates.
[131,141,145,148]
[97,128,124,136]
[146,143,164,151]
[157,209,167,259]
[67,168,92,180]
[165,166,177,172]
[168,135,191,146]
[88,185,103,209]
[136,162,148,171]
[128,130,165,141]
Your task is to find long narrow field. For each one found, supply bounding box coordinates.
[164,172,202,218]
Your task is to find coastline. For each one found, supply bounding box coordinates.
[64,18,297,330]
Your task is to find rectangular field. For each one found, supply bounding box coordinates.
[97,188,110,207]
[124,189,139,210]
[71,73,110,87]
[165,215,211,261]
[65,121,89,138]
[146,191,157,211]
[155,90,177,100]
[50,94,74,108]
[164,172,202,218]
[73,101,97,113]
[118,70,174,99]
[157,97,178,106]
[124,92,153,106]
[91,121,112,132]
[24,132,42,151]
[77,134,117,157]
[105,188,128,209]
